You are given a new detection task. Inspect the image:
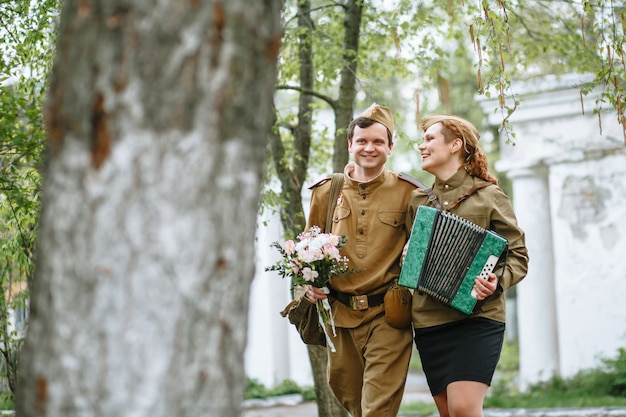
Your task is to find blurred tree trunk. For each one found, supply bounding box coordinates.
[15,1,282,416]
[307,345,346,416]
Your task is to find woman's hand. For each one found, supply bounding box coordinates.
[472,272,498,301]
[305,285,328,303]
[400,242,409,267]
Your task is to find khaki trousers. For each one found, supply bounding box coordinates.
[327,313,413,417]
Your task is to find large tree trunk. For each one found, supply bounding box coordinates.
[290,2,347,415]
[15,1,282,416]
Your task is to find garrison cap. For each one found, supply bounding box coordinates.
[358,102,394,134]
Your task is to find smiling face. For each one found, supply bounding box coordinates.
[419,121,464,180]
[348,122,393,181]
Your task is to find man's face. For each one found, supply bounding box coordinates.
[348,123,392,172]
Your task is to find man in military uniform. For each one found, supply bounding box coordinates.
[305,103,416,417]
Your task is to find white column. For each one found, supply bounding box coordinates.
[508,165,559,391]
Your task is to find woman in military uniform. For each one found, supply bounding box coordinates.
[404,115,529,417]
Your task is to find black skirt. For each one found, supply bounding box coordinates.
[414,317,505,396]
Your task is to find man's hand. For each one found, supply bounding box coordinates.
[305,285,328,303]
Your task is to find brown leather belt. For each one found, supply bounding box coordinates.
[330,288,385,311]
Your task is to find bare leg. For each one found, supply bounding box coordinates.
[432,390,450,417]
[432,381,489,417]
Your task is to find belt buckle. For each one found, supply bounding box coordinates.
[350,295,369,310]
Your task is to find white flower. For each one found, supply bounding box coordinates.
[327,234,340,246]
[323,244,340,260]
[283,240,296,255]
[299,248,323,263]
[302,267,319,282]
[295,238,310,253]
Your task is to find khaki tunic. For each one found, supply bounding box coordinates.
[306,164,416,328]
[407,169,529,329]
[306,163,416,417]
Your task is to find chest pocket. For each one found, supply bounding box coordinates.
[378,210,406,228]
[333,206,351,223]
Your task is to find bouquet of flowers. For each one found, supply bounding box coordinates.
[266,226,350,351]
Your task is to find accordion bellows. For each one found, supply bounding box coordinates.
[399,206,508,315]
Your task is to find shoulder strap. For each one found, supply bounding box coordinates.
[398,172,441,210]
[447,182,492,211]
[325,173,344,233]
[308,176,331,190]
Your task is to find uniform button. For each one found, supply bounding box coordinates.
[361,210,365,215]
[360,184,367,190]
[362,195,367,200]
[394,219,398,225]
[359,229,364,234]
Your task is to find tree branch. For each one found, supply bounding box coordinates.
[275,84,337,108]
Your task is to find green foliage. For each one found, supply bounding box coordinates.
[536,347,626,399]
[244,377,312,400]
[244,377,271,399]
[0,0,62,399]
[0,391,13,410]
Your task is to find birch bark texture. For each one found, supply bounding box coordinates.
[16,1,282,416]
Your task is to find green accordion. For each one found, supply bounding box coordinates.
[399,205,508,315]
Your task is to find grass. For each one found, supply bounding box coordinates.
[486,346,626,409]
[245,377,316,401]
[399,401,437,417]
